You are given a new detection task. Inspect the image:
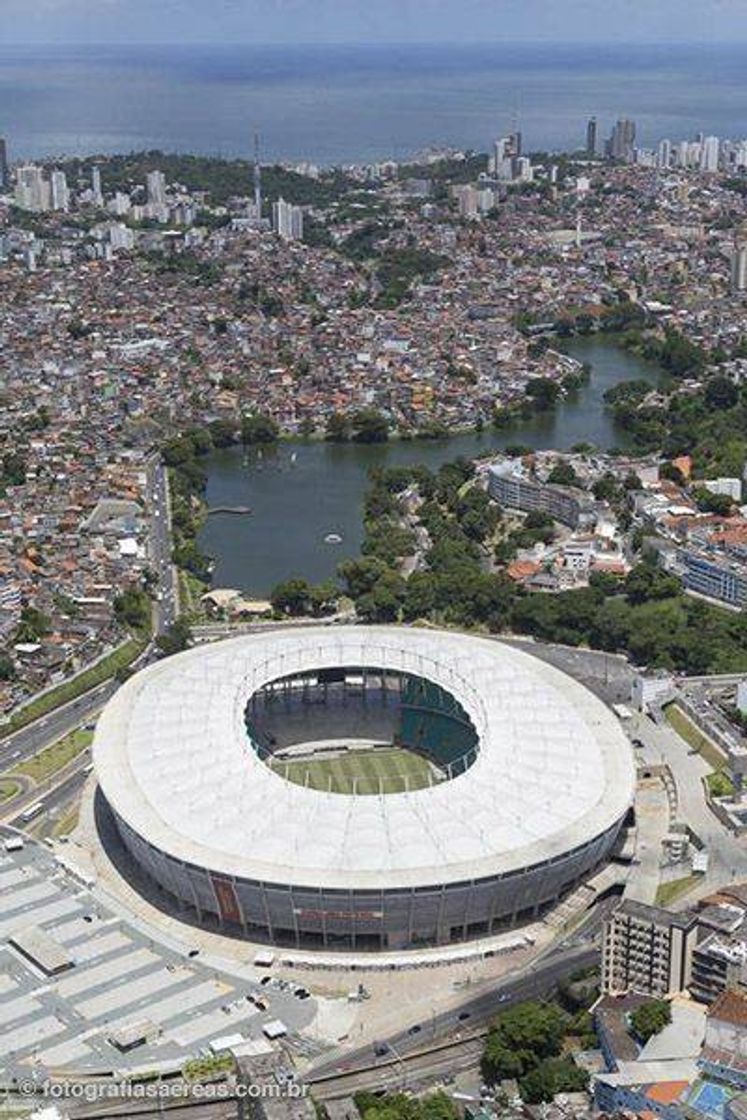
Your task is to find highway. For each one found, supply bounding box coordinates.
[147,456,179,635]
[0,679,116,772]
[308,942,598,1096]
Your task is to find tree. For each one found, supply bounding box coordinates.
[113,587,151,632]
[241,413,279,444]
[592,471,621,502]
[351,409,389,444]
[520,1057,589,1104]
[0,652,16,681]
[337,557,390,599]
[624,562,681,605]
[270,577,312,617]
[208,419,238,447]
[547,462,579,487]
[15,606,52,643]
[630,999,671,1042]
[659,461,685,485]
[693,487,735,516]
[156,618,192,657]
[481,1038,525,1083]
[526,377,561,411]
[355,570,406,622]
[355,1091,457,1120]
[705,375,739,411]
[308,580,338,617]
[482,1000,567,1082]
[325,412,351,442]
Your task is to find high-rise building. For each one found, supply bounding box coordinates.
[272,197,303,241]
[253,132,262,221]
[15,164,49,212]
[514,156,534,182]
[110,191,131,217]
[602,900,699,998]
[146,170,166,205]
[609,119,636,162]
[50,169,69,212]
[700,135,721,173]
[0,138,8,191]
[91,165,103,205]
[657,139,672,169]
[586,116,597,157]
[731,245,747,293]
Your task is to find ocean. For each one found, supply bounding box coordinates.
[2,41,747,165]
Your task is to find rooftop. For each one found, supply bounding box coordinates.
[93,626,635,891]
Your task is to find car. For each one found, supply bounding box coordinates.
[260,976,273,985]
[408,1024,421,1035]
[631,738,645,749]
[457,1011,471,1021]
[374,1044,388,1057]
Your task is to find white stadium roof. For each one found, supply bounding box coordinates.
[93,627,635,891]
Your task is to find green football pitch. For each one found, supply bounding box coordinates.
[270,746,436,795]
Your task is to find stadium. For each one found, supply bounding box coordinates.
[92,626,635,952]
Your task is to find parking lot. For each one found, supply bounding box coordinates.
[0,837,320,1077]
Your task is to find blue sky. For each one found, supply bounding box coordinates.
[4,0,747,45]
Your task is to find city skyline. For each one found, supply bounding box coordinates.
[4,0,747,45]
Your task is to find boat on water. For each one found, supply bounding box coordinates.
[324,533,343,544]
[290,451,298,465]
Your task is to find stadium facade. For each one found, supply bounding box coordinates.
[93,627,635,951]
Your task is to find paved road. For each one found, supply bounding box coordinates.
[147,458,178,636]
[311,1036,486,1101]
[630,709,747,892]
[0,681,115,772]
[309,942,598,1083]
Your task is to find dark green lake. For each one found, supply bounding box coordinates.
[198,337,660,594]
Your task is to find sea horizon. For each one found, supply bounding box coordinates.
[2,40,747,166]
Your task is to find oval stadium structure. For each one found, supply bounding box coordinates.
[93,626,635,951]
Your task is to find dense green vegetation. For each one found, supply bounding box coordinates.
[270,578,337,618]
[339,221,450,305]
[144,250,222,287]
[353,1090,457,1120]
[630,999,672,1042]
[162,429,214,583]
[52,151,353,208]
[481,1000,589,1103]
[323,408,391,443]
[308,461,747,674]
[374,248,449,308]
[113,587,152,633]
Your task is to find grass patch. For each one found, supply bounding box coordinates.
[271,746,436,795]
[655,874,702,907]
[52,806,80,839]
[664,704,728,770]
[707,771,735,798]
[0,778,21,803]
[15,729,93,784]
[0,636,146,739]
[178,569,208,621]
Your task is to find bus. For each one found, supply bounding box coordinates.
[20,802,43,823]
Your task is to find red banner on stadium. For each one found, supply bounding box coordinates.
[211,876,242,924]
